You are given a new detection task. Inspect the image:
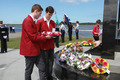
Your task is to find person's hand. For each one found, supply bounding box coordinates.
[46,35,51,39]
[98,33,100,36]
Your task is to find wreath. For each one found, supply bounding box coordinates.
[87,39,94,45]
[91,58,110,74]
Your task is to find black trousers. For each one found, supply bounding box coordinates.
[25,53,47,80]
[55,28,59,48]
[55,36,59,48]
[75,30,79,39]
[41,49,54,80]
[1,38,7,53]
[61,30,65,43]
[93,36,99,41]
[68,31,72,41]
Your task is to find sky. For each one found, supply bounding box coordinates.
[0,0,104,24]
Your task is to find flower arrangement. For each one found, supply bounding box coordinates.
[87,39,94,46]
[41,31,61,36]
[81,41,91,46]
[59,42,93,70]
[53,31,61,36]
[91,58,110,74]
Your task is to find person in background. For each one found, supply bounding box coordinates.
[20,4,51,80]
[68,22,73,41]
[12,26,15,33]
[5,24,9,41]
[55,23,60,48]
[37,6,56,80]
[60,21,67,43]
[10,25,12,33]
[75,21,79,39]
[92,19,101,41]
[0,21,8,53]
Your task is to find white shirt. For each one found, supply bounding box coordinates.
[44,16,51,27]
[76,23,79,29]
[60,24,66,31]
[29,14,35,22]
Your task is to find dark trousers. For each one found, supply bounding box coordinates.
[55,36,59,48]
[55,28,59,48]
[68,31,72,41]
[25,53,47,80]
[93,36,99,41]
[61,30,65,43]
[13,29,15,33]
[41,49,54,80]
[1,38,7,53]
[76,30,79,39]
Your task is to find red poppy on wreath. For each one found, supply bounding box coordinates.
[95,58,100,63]
[91,58,110,74]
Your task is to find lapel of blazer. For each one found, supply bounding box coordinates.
[28,15,36,28]
[43,18,50,31]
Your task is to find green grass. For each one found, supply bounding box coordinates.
[0,37,21,49]
[59,36,93,46]
[0,36,93,49]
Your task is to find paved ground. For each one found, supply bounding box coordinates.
[0,46,64,80]
[9,32,21,38]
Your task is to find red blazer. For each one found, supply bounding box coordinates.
[37,18,55,50]
[92,25,100,37]
[20,15,46,56]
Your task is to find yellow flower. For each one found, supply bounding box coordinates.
[62,50,64,53]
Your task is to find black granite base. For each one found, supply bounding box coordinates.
[53,51,120,80]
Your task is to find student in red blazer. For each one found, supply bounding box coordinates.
[92,19,101,41]
[20,4,51,80]
[37,6,55,80]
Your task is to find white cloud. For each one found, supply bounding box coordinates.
[81,0,89,2]
[59,0,77,3]
[59,0,95,3]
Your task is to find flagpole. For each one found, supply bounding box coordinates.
[63,10,65,15]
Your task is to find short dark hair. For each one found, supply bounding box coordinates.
[61,21,64,24]
[45,6,54,13]
[0,21,3,24]
[76,21,79,23]
[96,19,101,24]
[31,4,43,12]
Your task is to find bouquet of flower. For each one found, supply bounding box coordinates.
[91,58,110,74]
[53,31,61,36]
[87,39,94,46]
[81,41,91,46]
[41,31,61,37]
[59,42,93,70]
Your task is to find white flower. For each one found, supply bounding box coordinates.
[70,56,74,60]
[84,62,90,68]
[77,61,80,65]
[60,54,66,60]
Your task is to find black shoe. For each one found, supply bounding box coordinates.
[5,51,7,52]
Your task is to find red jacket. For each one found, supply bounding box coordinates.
[37,18,55,50]
[20,15,46,56]
[92,25,100,37]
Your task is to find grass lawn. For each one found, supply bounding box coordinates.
[0,36,93,49]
